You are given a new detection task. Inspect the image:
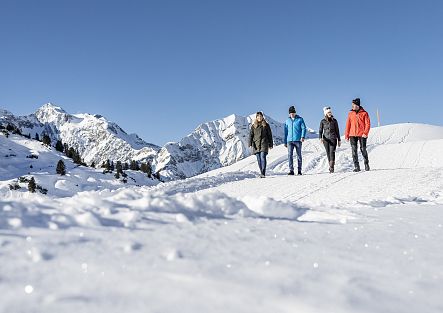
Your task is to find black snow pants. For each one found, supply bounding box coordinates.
[350,136,369,169]
[323,138,337,163]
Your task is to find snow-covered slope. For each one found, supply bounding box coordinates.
[201,123,443,177]
[1,103,159,166]
[0,133,159,197]
[1,122,443,313]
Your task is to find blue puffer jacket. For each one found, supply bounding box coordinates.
[284,116,307,144]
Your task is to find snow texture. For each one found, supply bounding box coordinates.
[1,121,443,313]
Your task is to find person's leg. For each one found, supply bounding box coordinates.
[330,142,337,162]
[323,139,333,173]
[330,141,337,173]
[295,141,303,174]
[359,137,370,170]
[256,153,262,175]
[261,151,267,176]
[350,136,360,171]
[323,140,331,162]
[287,142,295,174]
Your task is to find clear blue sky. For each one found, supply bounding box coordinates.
[1,0,442,145]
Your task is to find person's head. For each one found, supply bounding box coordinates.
[352,98,361,111]
[289,106,296,118]
[323,106,332,118]
[256,111,264,122]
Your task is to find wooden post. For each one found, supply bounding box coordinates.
[376,108,380,127]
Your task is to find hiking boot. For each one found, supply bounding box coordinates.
[288,171,294,176]
[329,161,335,173]
[297,171,302,176]
[365,163,370,171]
[260,174,265,178]
[353,167,361,172]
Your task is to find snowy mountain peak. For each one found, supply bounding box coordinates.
[39,102,65,111]
[35,103,68,117]
[0,109,14,119]
[34,103,72,126]
[1,105,160,166]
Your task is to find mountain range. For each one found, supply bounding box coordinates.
[1,103,316,180]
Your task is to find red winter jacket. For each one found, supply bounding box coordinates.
[345,107,371,139]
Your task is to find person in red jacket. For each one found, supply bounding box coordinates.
[345,98,371,172]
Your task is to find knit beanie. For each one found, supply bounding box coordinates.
[289,106,296,114]
[352,98,361,106]
[323,106,332,116]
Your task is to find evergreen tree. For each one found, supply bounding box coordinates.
[123,162,129,170]
[140,161,153,177]
[140,162,147,173]
[55,140,64,152]
[28,177,36,193]
[13,127,22,135]
[67,147,75,159]
[146,161,152,177]
[116,161,123,175]
[56,160,66,175]
[42,134,51,146]
[114,172,120,179]
[101,159,112,171]
[110,161,115,172]
[73,149,82,164]
[90,161,96,168]
[130,160,140,171]
[63,143,69,155]
[34,133,40,141]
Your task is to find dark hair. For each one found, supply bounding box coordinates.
[256,111,263,116]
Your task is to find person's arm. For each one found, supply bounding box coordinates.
[319,120,324,140]
[301,118,307,141]
[267,125,273,148]
[249,126,254,147]
[345,113,350,141]
[363,112,371,138]
[335,119,341,141]
[284,121,288,146]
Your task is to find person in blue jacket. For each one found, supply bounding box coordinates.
[284,105,307,175]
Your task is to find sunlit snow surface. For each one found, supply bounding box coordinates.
[1,123,443,313]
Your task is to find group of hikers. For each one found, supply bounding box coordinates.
[248,98,371,178]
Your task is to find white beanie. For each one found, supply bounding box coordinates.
[323,106,332,116]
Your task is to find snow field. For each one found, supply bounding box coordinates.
[1,123,443,312]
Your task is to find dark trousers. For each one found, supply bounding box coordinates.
[288,141,302,172]
[323,138,337,163]
[350,136,369,168]
[255,151,268,175]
